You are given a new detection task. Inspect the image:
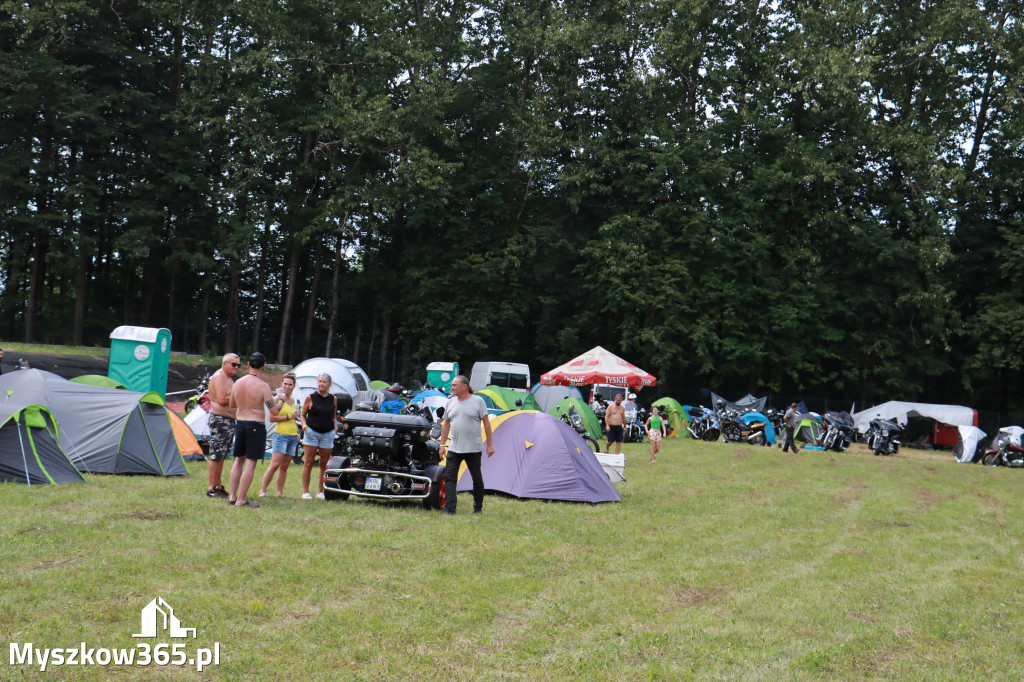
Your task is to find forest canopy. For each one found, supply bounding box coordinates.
[1,0,1022,410]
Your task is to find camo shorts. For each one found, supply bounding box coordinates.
[208,414,236,461]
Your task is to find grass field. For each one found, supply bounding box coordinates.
[2,437,1023,680]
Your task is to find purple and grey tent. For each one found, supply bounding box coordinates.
[455,411,620,503]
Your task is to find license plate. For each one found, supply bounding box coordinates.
[365,477,382,491]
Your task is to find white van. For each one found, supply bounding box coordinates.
[469,362,531,393]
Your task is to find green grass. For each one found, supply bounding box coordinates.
[2,439,1022,680]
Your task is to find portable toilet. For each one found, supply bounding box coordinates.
[108,326,172,396]
[426,362,459,394]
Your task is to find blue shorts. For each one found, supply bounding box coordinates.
[272,433,299,456]
[302,428,335,449]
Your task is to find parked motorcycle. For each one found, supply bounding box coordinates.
[766,409,787,449]
[556,405,600,453]
[981,436,1024,467]
[623,406,647,443]
[719,408,768,445]
[686,406,721,442]
[819,411,855,452]
[184,370,211,414]
[866,418,902,456]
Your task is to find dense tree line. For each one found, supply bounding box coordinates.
[1,0,1022,410]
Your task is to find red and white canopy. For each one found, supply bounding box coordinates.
[540,346,657,389]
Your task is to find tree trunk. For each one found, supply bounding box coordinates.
[24,237,47,343]
[251,221,271,352]
[198,280,211,355]
[276,242,301,364]
[225,262,240,354]
[352,317,363,368]
[378,311,392,382]
[325,232,344,356]
[72,245,88,346]
[301,238,324,359]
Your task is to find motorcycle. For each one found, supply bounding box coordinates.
[819,411,855,452]
[556,405,600,453]
[184,370,211,414]
[686,406,721,442]
[720,408,768,445]
[981,436,1024,467]
[766,409,787,448]
[623,406,647,443]
[866,418,902,456]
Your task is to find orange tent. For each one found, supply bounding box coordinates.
[167,409,203,460]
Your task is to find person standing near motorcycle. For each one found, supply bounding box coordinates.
[783,402,800,453]
[258,372,301,498]
[438,375,494,514]
[205,353,240,498]
[300,373,338,500]
[645,406,667,462]
[605,394,626,455]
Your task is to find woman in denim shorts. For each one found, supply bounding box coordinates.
[259,373,301,498]
[300,373,338,500]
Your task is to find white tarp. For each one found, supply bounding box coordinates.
[953,426,987,463]
[852,401,975,434]
[992,426,1024,448]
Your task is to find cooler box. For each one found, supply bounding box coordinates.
[108,326,171,396]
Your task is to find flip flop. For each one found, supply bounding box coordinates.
[236,501,259,508]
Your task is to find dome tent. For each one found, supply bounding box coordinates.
[0,369,186,476]
[0,403,85,485]
[455,411,619,503]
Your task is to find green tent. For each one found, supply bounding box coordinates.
[477,386,541,412]
[795,415,823,444]
[652,397,688,437]
[0,404,85,485]
[548,397,603,441]
[370,380,391,390]
[70,375,127,390]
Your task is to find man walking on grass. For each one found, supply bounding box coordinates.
[783,402,800,453]
[438,375,494,515]
[604,393,626,455]
[227,352,281,508]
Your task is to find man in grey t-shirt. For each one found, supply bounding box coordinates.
[438,375,494,514]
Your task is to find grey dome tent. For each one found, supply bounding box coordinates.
[0,403,85,485]
[0,369,186,476]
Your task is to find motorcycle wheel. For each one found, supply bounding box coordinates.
[322,456,350,501]
[982,451,1001,466]
[422,465,447,509]
[703,427,721,442]
[721,422,741,443]
[583,436,600,453]
[184,396,198,414]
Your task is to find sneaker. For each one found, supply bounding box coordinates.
[206,485,228,499]
[316,492,325,500]
[301,492,313,500]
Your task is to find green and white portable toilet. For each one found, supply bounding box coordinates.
[426,361,459,394]
[108,326,172,396]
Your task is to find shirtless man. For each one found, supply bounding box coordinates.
[206,353,240,498]
[227,352,281,508]
[604,393,626,455]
